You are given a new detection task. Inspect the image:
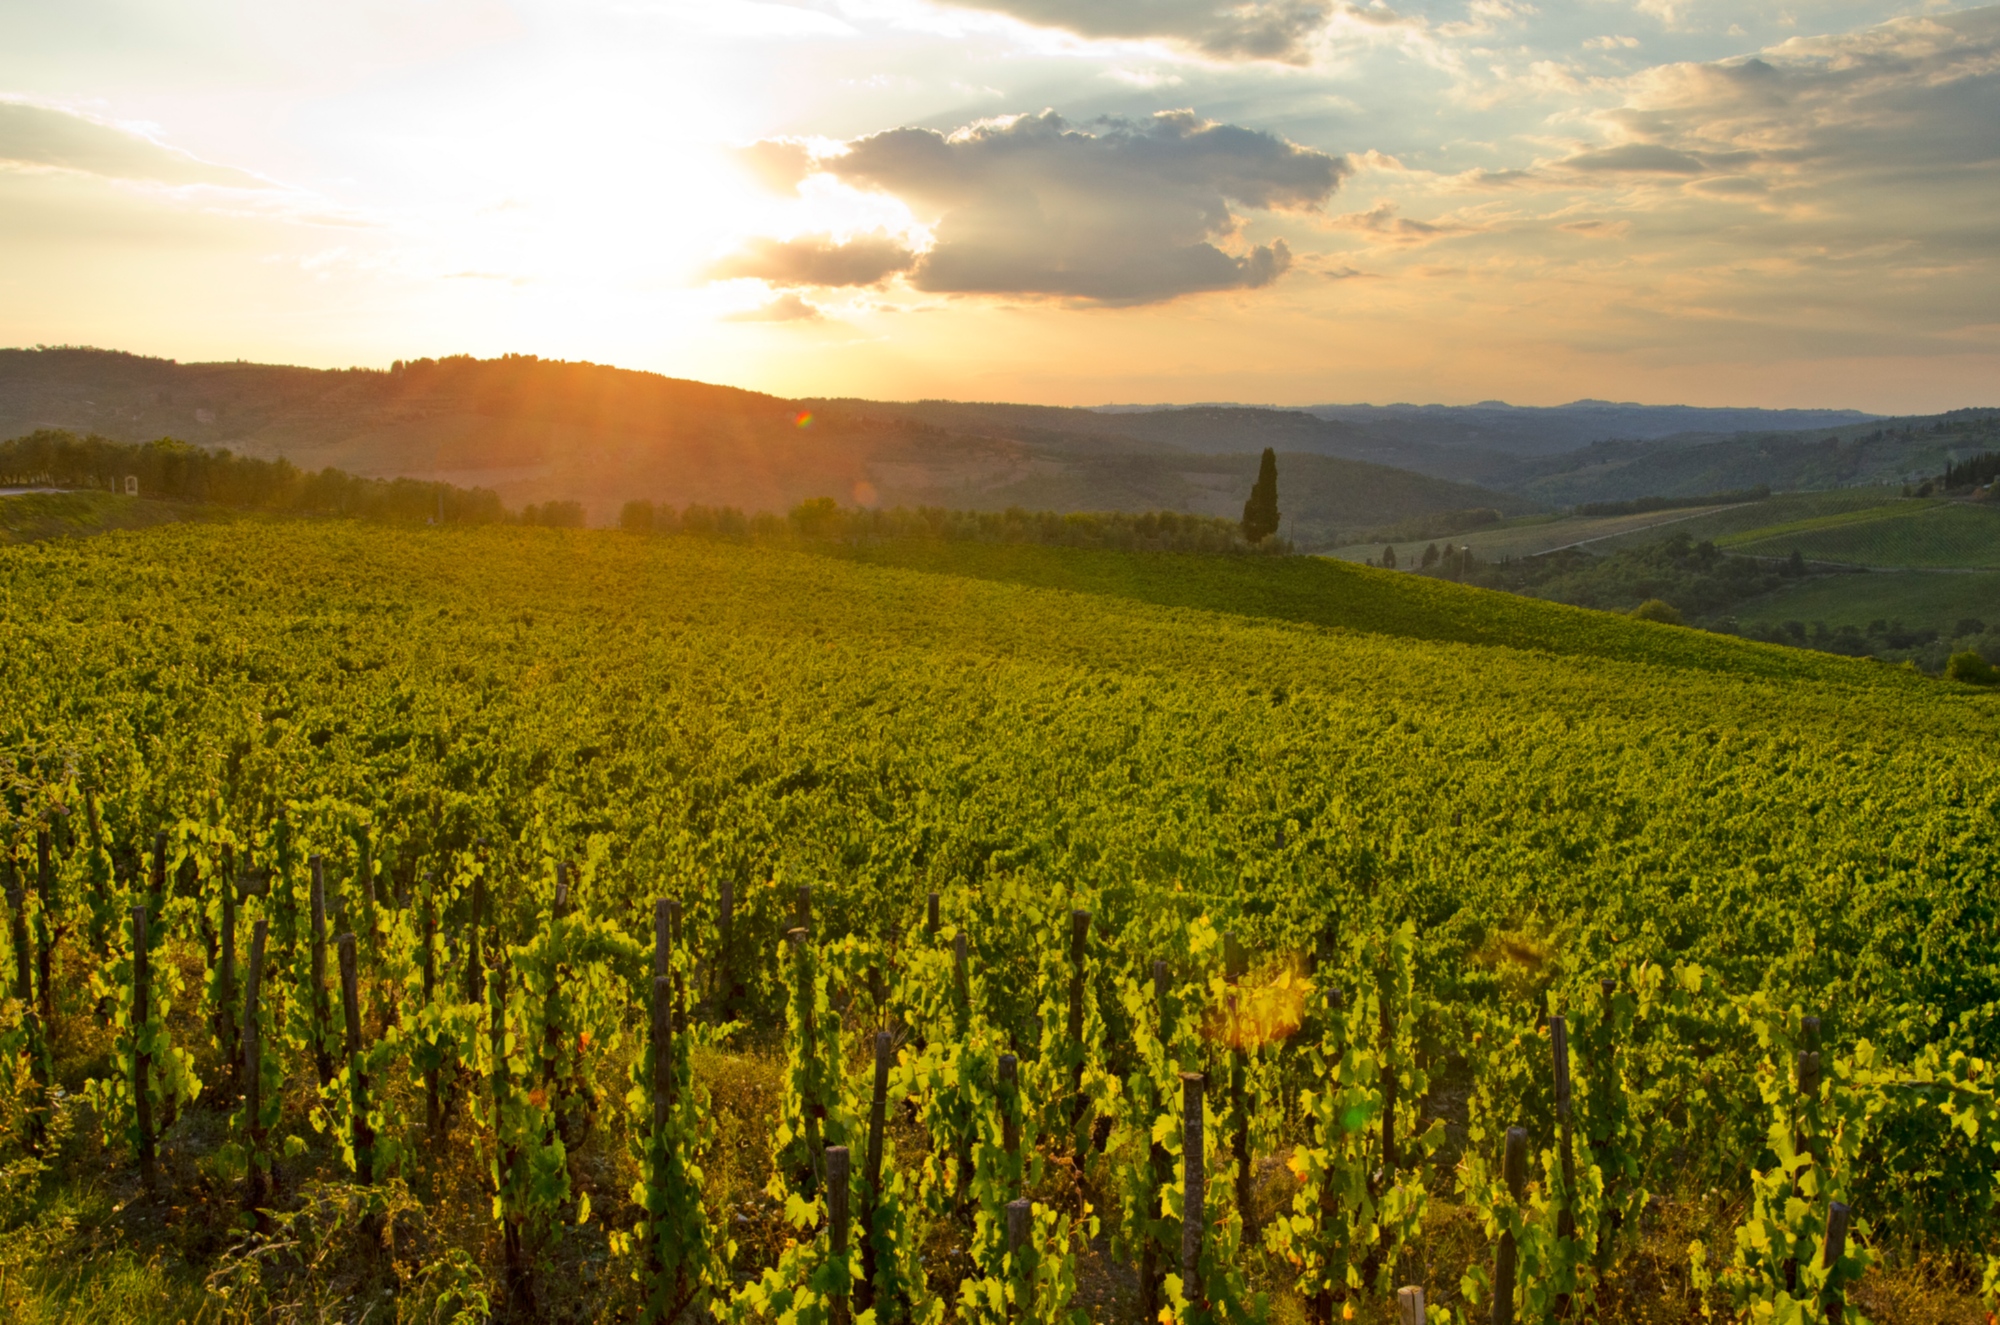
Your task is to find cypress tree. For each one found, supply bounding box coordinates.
[1241,448,1280,544]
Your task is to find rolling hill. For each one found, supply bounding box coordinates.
[0,347,1523,545]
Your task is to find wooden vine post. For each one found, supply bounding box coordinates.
[242,918,270,1211]
[999,1052,1021,1190]
[491,961,530,1312]
[132,903,157,1193]
[827,1144,852,1325]
[337,932,375,1182]
[715,879,736,1022]
[925,890,939,938]
[1223,931,1251,1221]
[423,894,443,1137]
[1181,1071,1207,1313]
[1067,909,1091,1157]
[1491,1125,1528,1325]
[1007,1196,1034,1323]
[1820,1201,1850,1325]
[464,871,487,1007]
[1139,958,1172,1325]
[787,927,827,1195]
[1592,978,1620,1272]
[861,1029,890,1312]
[35,829,56,1024]
[308,856,335,1087]
[1311,985,1346,1325]
[217,861,239,1087]
[1787,1014,1823,1294]
[1397,1286,1427,1325]
[796,884,813,938]
[1551,1015,1577,1318]
[7,863,47,1150]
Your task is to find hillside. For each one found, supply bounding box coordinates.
[3,518,1998,1322]
[0,348,1523,545]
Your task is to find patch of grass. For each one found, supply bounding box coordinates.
[1730,501,2000,567]
[1731,570,2000,631]
[0,491,204,545]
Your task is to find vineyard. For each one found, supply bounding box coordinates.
[1,519,1998,1323]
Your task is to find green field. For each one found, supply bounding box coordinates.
[1324,503,1744,566]
[1733,569,2000,631]
[1726,499,2000,567]
[0,489,201,544]
[1,521,1997,1323]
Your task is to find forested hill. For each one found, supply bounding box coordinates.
[0,347,1525,546]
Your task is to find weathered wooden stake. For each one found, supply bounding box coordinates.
[788,928,826,1194]
[1552,1015,1577,1318]
[716,879,736,1021]
[7,863,46,1150]
[309,856,335,1087]
[243,919,269,1211]
[218,861,239,1082]
[1067,909,1090,1156]
[861,1029,890,1312]
[553,863,571,919]
[423,895,442,1138]
[1140,959,1173,1325]
[650,974,674,1132]
[1492,1126,1528,1325]
[35,831,56,1024]
[464,872,487,1006]
[796,884,813,938]
[1397,1286,1427,1325]
[999,1052,1021,1186]
[828,1144,852,1325]
[338,932,375,1182]
[1007,1196,1034,1323]
[925,890,939,938]
[1820,1201,1850,1325]
[133,903,156,1193]
[491,961,530,1313]
[1182,1072,1207,1310]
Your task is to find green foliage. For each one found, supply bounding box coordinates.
[1241,448,1280,545]
[1946,650,1997,684]
[1631,598,1682,625]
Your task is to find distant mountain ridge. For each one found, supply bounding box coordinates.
[0,347,1524,546]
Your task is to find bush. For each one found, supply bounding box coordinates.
[620,499,655,533]
[1632,599,1683,626]
[1945,651,1997,685]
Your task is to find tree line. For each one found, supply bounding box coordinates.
[0,430,507,525]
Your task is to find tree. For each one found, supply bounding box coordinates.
[1632,599,1683,625]
[1241,448,1280,544]
[1785,549,1806,577]
[1421,543,1439,569]
[620,500,655,533]
[1381,545,1397,569]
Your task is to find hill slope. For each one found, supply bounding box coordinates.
[0,348,1522,544]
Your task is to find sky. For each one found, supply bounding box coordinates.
[1,0,1996,411]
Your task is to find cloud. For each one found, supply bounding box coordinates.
[709,232,917,286]
[924,0,1339,63]
[1558,142,1706,173]
[0,100,266,188]
[783,109,1344,304]
[1328,199,1483,244]
[1571,8,2000,186]
[723,293,826,321]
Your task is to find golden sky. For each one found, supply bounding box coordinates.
[2,0,1996,411]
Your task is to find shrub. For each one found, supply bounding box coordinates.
[1631,599,1682,626]
[1945,651,1997,685]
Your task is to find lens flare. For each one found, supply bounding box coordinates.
[1202,956,1310,1051]
[794,411,814,429]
